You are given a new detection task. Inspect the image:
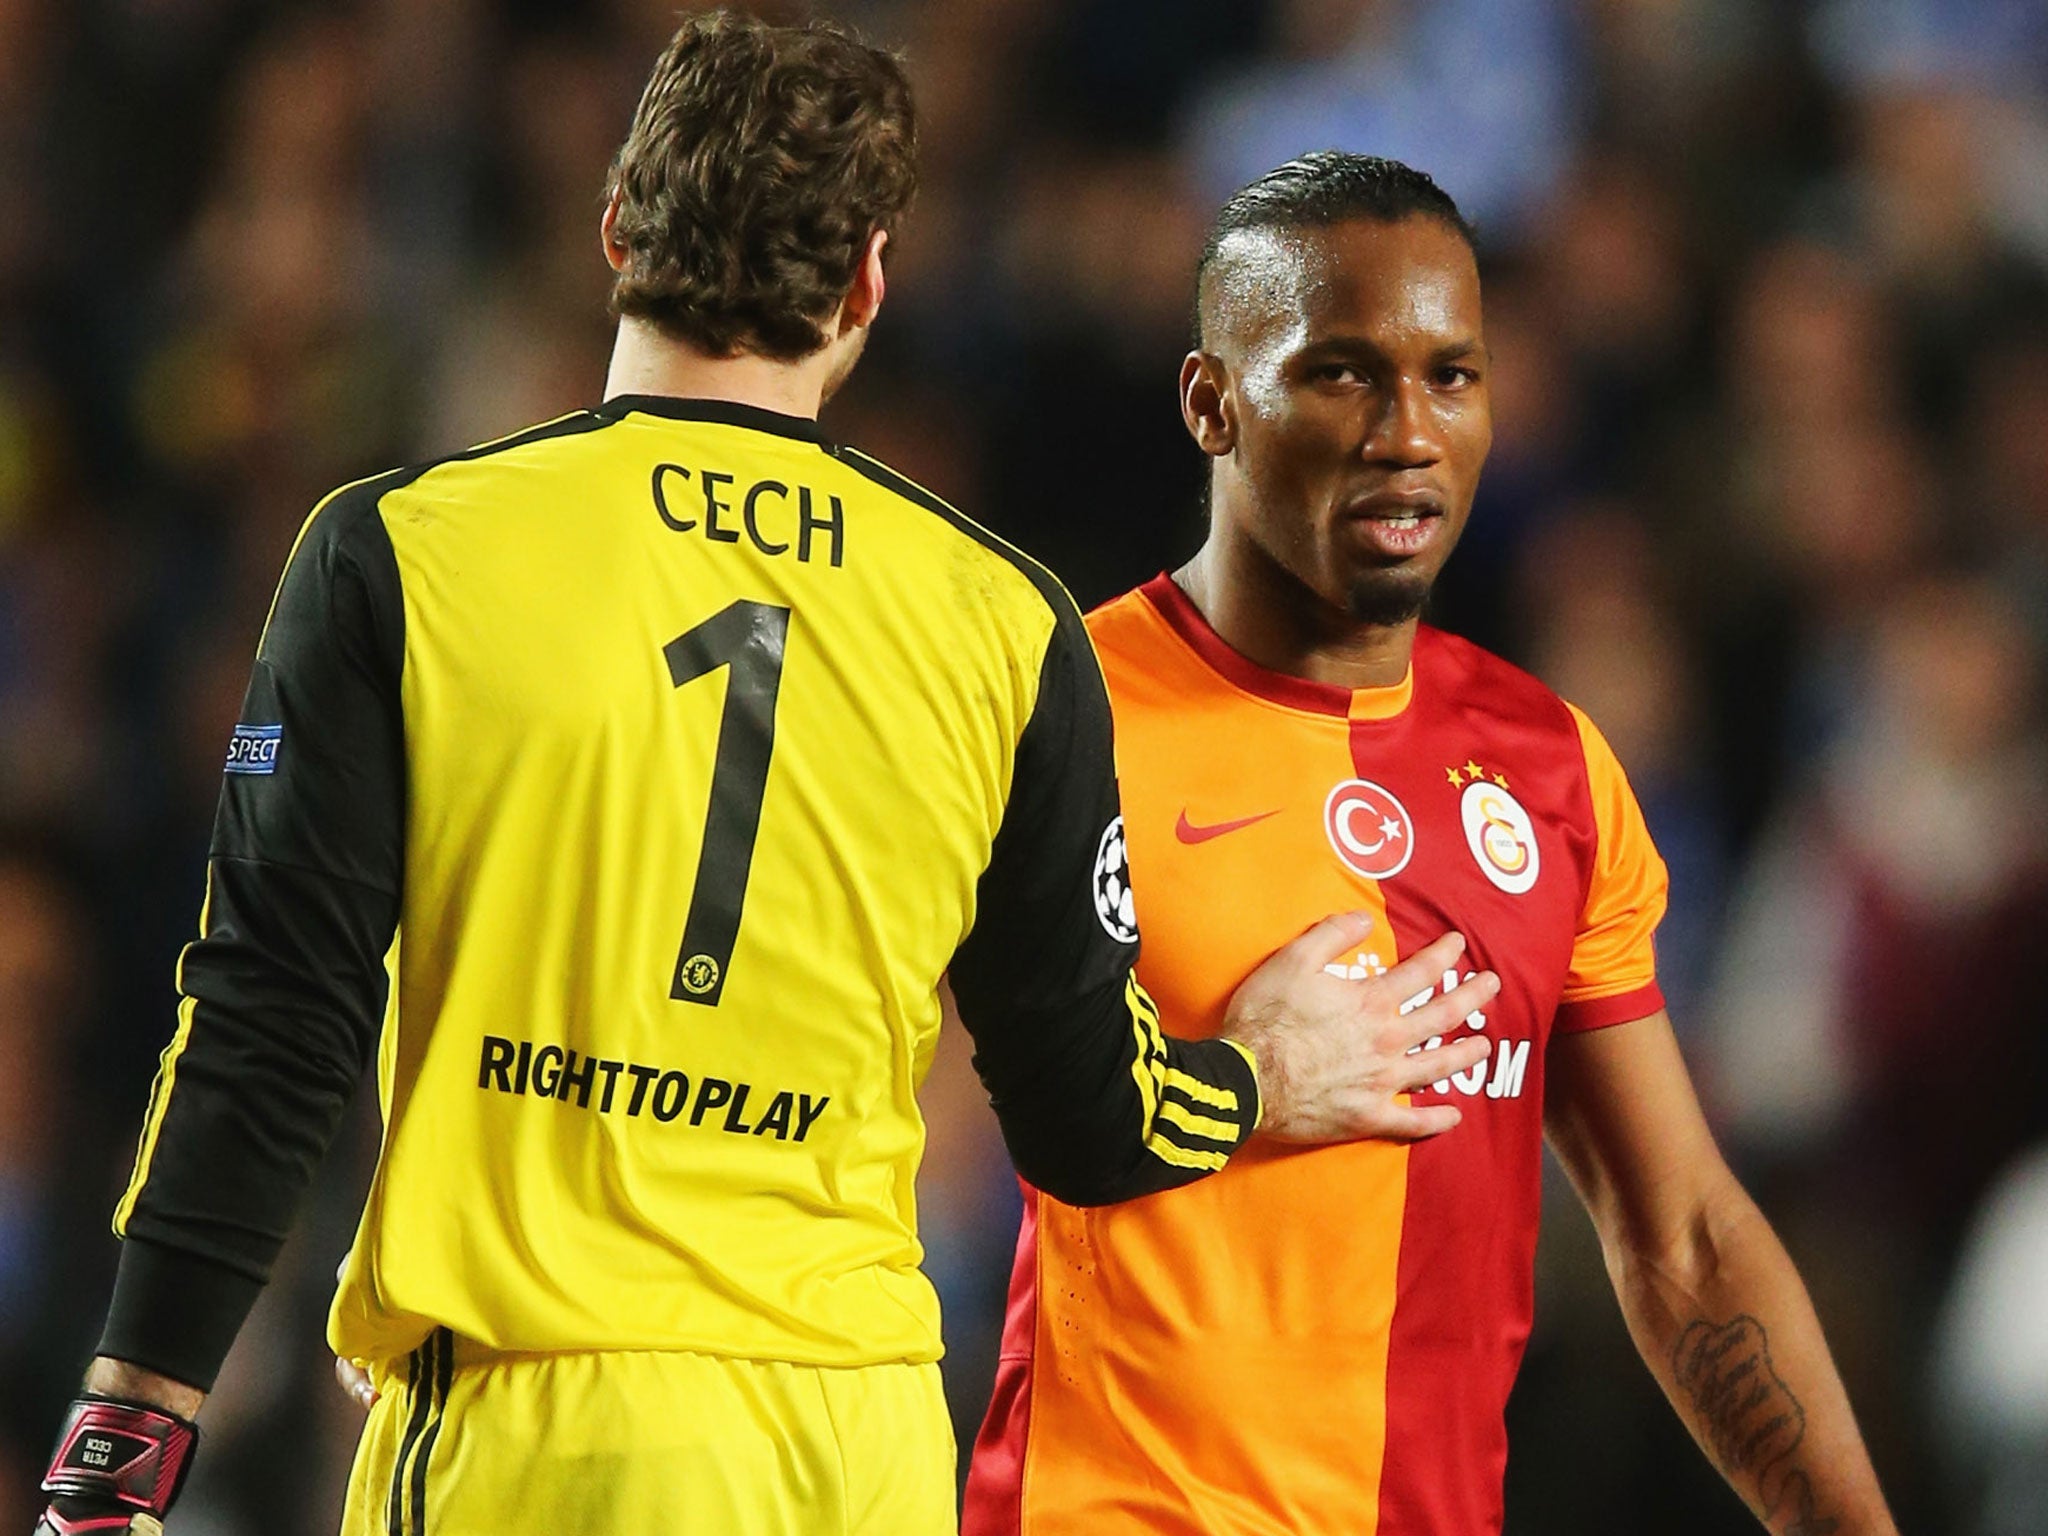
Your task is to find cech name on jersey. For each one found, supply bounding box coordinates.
[651,460,846,566]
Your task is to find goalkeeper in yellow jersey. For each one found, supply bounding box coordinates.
[32,13,1498,1534]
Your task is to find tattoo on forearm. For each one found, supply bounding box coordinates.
[1671,1316,1840,1536]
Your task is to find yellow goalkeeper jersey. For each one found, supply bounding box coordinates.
[101,397,1260,1390]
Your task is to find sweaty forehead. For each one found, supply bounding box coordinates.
[1199,217,1481,363]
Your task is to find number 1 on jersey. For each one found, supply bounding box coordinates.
[664,600,790,1006]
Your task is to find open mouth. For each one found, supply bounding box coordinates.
[1344,492,1448,559]
[1354,515,1441,558]
[1345,487,1447,519]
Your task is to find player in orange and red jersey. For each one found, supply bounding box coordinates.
[963,154,1898,1536]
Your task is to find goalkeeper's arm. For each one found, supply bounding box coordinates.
[35,491,403,1531]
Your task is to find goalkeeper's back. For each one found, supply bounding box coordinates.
[107,396,1262,1378]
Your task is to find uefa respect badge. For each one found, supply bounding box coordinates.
[224,723,283,776]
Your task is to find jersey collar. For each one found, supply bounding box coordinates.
[1138,573,1414,722]
[594,394,826,443]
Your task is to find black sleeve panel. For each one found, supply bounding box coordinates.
[948,587,1259,1208]
[94,1238,263,1391]
[100,484,406,1390]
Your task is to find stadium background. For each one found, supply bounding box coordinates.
[3,0,2045,1529]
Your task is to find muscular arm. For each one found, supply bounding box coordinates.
[1544,1011,1896,1536]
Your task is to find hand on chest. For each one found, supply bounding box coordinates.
[1118,712,1591,1094]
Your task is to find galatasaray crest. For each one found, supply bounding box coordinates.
[1458,774,1540,895]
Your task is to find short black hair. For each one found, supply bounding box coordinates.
[1195,152,1476,345]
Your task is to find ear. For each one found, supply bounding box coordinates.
[1180,351,1235,457]
[841,228,889,332]
[601,186,629,274]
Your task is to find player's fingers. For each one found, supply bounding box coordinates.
[1392,1032,1491,1093]
[1373,1101,1465,1142]
[1378,930,1468,1001]
[334,1354,378,1411]
[1268,910,1374,975]
[1400,971,1500,1045]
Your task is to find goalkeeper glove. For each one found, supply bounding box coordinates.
[33,1394,198,1535]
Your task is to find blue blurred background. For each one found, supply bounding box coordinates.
[2,0,2046,1530]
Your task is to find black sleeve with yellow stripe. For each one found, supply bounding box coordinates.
[946,581,1261,1207]
[99,482,407,1390]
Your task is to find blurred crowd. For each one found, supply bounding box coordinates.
[2,0,2045,1530]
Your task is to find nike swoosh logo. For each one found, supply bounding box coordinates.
[1175,808,1281,844]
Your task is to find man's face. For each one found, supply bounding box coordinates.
[1194,216,1491,626]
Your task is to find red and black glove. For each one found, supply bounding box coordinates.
[33,1395,199,1535]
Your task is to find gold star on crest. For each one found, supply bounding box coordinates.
[1449,758,1511,791]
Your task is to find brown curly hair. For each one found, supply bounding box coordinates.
[605,11,918,361]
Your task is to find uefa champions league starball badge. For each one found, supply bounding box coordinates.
[1092,816,1139,943]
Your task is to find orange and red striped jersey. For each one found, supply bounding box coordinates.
[964,574,1669,1536]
